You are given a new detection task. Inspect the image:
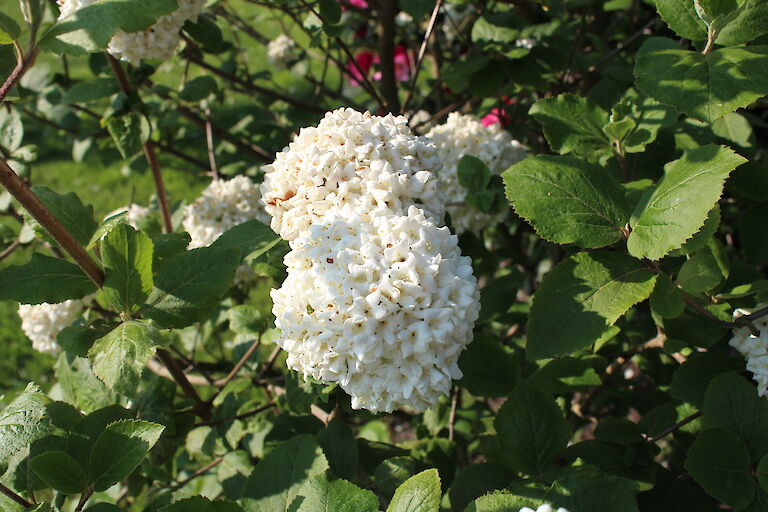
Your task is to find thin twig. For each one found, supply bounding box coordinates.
[171,456,224,490]
[209,336,262,402]
[588,17,659,72]
[204,108,219,180]
[0,482,32,508]
[74,489,93,511]
[647,411,702,443]
[401,0,443,113]
[296,0,387,110]
[0,239,21,262]
[194,400,276,427]
[0,159,105,286]
[448,387,459,441]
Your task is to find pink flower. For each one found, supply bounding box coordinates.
[482,107,510,127]
[348,50,379,86]
[348,0,369,7]
[372,45,412,82]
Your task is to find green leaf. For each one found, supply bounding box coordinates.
[758,455,768,492]
[105,113,151,159]
[374,457,416,498]
[159,497,242,512]
[529,94,611,158]
[88,211,128,250]
[54,354,117,413]
[88,321,168,397]
[503,155,631,248]
[241,435,329,512]
[494,381,571,475]
[58,326,106,357]
[0,12,21,44]
[619,90,678,153]
[183,14,225,52]
[179,76,218,103]
[458,333,519,397]
[471,14,520,44]
[0,253,97,304]
[29,451,88,494]
[676,250,724,294]
[712,112,754,147]
[636,42,768,123]
[101,224,153,313]
[386,468,441,512]
[527,357,601,394]
[318,0,342,24]
[670,352,742,408]
[448,463,516,512]
[627,145,745,261]
[228,305,267,335]
[457,155,492,190]
[716,0,768,45]
[299,472,379,512]
[703,372,768,460]
[464,492,538,512]
[650,272,685,319]
[29,186,98,247]
[594,418,644,445]
[654,0,708,40]
[550,465,640,512]
[210,219,281,263]
[526,251,657,360]
[317,419,359,481]
[669,204,721,257]
[0,383,52,472]
[62,78,119,104]
[41,0,180,54]
[684,427,755,509]
[89,419,165,491]
[142,246,240,328]
[151,232,192,268]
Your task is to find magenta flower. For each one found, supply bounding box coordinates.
[348,50,379,86]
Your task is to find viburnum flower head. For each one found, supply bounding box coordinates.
[272,206,480,413]
[520,506,570,512]
[261,108,445,241]
[267,34,297,69]
[729,308,768,396]
[183,175,271,249]
[18,300,84,354]
[57,0,205,64]
[426,112,527,234]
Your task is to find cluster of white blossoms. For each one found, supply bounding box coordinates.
[267,34,297,69]
[520,506,570,512]
[261,108,444,241]
[57,0,205,64]
[265,108,480,413]
[183,175,270,249]
[426,112,526,234]
[18,300,84,354]
[729,308,768,395]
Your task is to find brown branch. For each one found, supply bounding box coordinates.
[107,55,174,234]
[157,348,210,419]
[74,488,93,511]
[378,0,400,113]
[0,48,38,105]
[401,0,443,113]
[588,17,658,72]
[0,159,105,286]
[647,411,702,443]
[0,482,32,508]
[204,108,219,180]
[212,336,261,399]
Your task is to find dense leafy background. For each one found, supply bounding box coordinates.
[1,0,768,511]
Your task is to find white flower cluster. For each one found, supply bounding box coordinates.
[266,108,480,413]
[426,112,526,234]
[273,207,479,412]
[267,34,296,69]
[57,0,205,64]
[183,175,270,249]
[18,300,83,354]
[520,506,570,512]
[261,108,444,241]
[729,308,768,395]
